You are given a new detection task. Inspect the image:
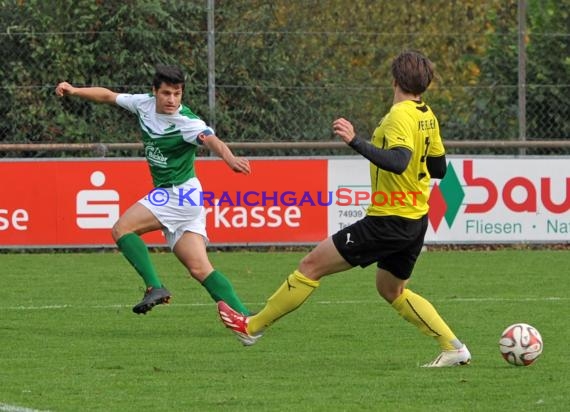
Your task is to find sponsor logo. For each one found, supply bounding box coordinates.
[429,160,570,232]
[144,144,168,167]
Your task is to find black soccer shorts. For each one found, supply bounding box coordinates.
[332,214,428,280]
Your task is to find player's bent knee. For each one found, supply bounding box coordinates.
[111,225,121,242]
[376,285,402,304]
[111,221,129,242]
[298,255,318,275]
[181,258,214,282]
[188,267,212,282]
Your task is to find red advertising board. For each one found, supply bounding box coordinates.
[0,159,328,247]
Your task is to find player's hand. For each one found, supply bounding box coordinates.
[55,82,74,97]
[332,117,356,144]
[228,157,251,175]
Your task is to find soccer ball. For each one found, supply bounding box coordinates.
[499,323,543,366]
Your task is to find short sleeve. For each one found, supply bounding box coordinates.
[116,93,150,114]
[427,117,445,157]
[383,112,415,152]
[181,122,215,145]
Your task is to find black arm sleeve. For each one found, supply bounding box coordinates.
[348,137,412,174]
[426,155,447,179]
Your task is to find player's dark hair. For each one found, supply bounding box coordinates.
[153,65,185,91]
[391,51,434,95]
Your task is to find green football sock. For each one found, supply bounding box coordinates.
[116,233,162,288]
[202,270,250,315]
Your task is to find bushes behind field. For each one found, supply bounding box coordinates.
[0,0,568,156]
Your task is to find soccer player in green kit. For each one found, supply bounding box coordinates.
[218,51,471,367]
[56,65,251,316]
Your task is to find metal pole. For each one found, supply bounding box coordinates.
[518,0,527,155]
[207,0,216,130]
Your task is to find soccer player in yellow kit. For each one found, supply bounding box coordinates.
[218,50,471,367]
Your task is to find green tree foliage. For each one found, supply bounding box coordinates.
[526,0,570,139]
[0,0,208,150]
[457,2,520,141]
[452,0,570,143]
[0,0,567,157]
[214,0,512,140]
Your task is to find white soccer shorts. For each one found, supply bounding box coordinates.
[138,176,208,249]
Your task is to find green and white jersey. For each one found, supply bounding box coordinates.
[116,93,214,187]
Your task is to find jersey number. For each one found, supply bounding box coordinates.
[420,136,430,163]
[418,136,430,181]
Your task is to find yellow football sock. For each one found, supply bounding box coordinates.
[247,270,319,334]
[391,288,458,351]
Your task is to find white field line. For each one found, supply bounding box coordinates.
[0,403,52,412]
[0,296,566,311]
[319,296,566,304]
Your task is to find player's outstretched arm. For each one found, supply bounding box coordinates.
[201,134,251,175]
[333,117,411,174]
[55,81,118,105]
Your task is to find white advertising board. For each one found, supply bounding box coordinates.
[328,157,570,243]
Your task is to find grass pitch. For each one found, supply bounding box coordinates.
[0,249,568,411]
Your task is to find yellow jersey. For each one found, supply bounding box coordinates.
[367,99,445,219]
